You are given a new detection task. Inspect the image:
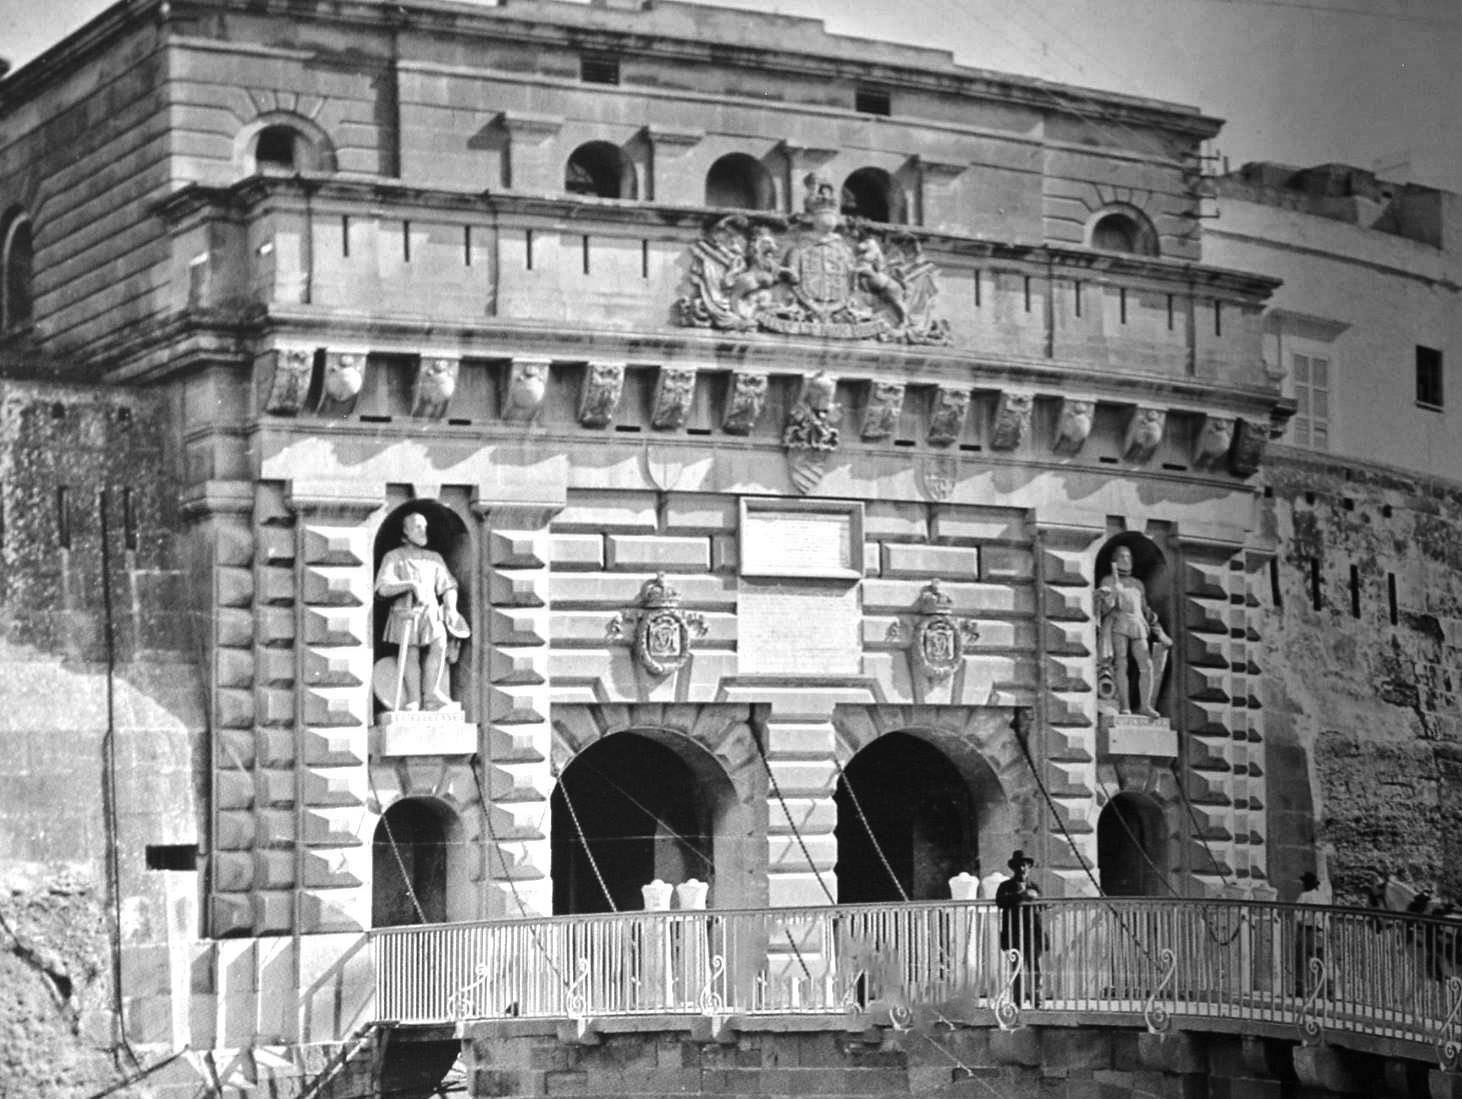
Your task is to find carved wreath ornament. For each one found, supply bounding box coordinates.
[674,171,951,346]
[607,573,709,676]
[886,579,980,684]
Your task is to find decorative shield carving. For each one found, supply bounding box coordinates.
[782,372,842,495]
[674,172,951,345]
[917,454,960,501]
[886,579,980,684]
[606,573,708,677]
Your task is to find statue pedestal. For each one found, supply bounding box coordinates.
[372,710,478,757]
[1099,712,1176,760]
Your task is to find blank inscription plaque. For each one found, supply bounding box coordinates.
[738,579,861,675]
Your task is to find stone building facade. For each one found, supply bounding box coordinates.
[4,0,1451,1095]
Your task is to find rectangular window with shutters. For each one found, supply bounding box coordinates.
[1291,352,1331,451]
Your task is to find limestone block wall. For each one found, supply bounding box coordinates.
[1259,449,1462,903]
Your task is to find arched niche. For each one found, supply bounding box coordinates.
[835,728,1012,902]
[565,141,636,199]
[551,728,744,914]
[705,153,775,210]
[372,796,465,926]
[1,210,34,333]
[234,112,338,177]
[840,167,907,225]
[1087,206,1159,257]
[1097,792,1168,896]
[1094,532,1174,718]
[371,500,474,718]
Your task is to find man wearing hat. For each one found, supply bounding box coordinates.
[995,849,1043,1008]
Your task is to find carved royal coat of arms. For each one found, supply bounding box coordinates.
[674,172,951,346]
[607,573,709,677]
[886,579,980,684]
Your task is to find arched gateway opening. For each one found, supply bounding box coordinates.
[552,732,734,914]
[1098,792,1168,896]
[835,732,979,902]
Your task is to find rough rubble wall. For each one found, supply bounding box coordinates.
[1260,448,1462,904]
[0,371,202,1097]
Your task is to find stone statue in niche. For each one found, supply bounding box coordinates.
[651,367,697,430]
[374,511,470,712]
[1122,407,1166,463]
[990,391,1034,451]
[674,172,950,345]
[579,361,625,428]
[861,380,906,440]
[1096,546,1171,719]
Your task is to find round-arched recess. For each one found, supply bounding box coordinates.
[1087,207,1158,256]
[565,141,636,199]
[835,732,986,903]
[372,500,474,719]
[1097,793,1168,896]
[551,730,737,914]
[1,211,34,332]
[840,167,907,224]
[234,113,337,177]
[1094,532,1174,715]
[705,153,775,210]
[373,797,463,926]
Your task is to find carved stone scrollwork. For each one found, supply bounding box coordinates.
[579,362,625,428]
[782,372,842,494]
[317,351,366,416]
[1193,415,1235,470]
[263,347,316,415]
[885,579,980,684]
[1122,406,1166,463]
[723,371,768,435]
[606,572,709,677]
[651,367,697,430]
[1228,418,1267,478]
[927,387,970,447]
[411,357,459,420]
[990,392,1033,451]
[861,380,906,440]
[674,172,951,345]
[1052,398,1095,456]
[503,358,549,422]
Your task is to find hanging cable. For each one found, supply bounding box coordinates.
[577,761,715,875]
[831,755,909,903]
[555,769,618,912]
[366,773,429,925]
[752,725,836,905]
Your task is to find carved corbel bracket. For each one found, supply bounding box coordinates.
[990,391,1033,451]
[315,350,368,417]
[860,380,906,440]
[927,387,970,447]
[606,573,708,677]
[651,366,697,430]
[261,346,316,415]
[411,356,459,420]
[782,372,842,494]
[1192,414,1235,470]
[502,358,550,423]
[1228,418,1268,478]
[1122,406,1167,463]
[723,371,769,435]
[885,579,980,684]
[1052,398,1096,456]
[579,361,625,428]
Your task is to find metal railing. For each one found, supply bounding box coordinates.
[372,898,1462,1062]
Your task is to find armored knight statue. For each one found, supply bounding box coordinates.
[374,511,470,712]
[1096,545,1172,719]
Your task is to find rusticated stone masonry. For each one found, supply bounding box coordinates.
[475,501,561,917]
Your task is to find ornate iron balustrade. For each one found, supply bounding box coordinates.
[372,898,1462,1064]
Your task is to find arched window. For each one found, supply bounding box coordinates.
[1,212,34,333]
[840,167,907,224]
[254,125,299,173]
[565,141,635,200]
[1097,793,1168,896]
[1088,208,1158,256]
[704,153,775,210]
[373,798,458,926]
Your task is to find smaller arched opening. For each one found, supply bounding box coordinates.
[1088,208,1158,257]
[704,153,775,211]
[1094,533,1174,718]
[372,797,462,926]
[372,500,473,718]
[1098,792,1168,896]
[565,141,636,200]
[552,729,740,914]
[255,125,301,172]
[1,212,34,333]
[840,168,906,224]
